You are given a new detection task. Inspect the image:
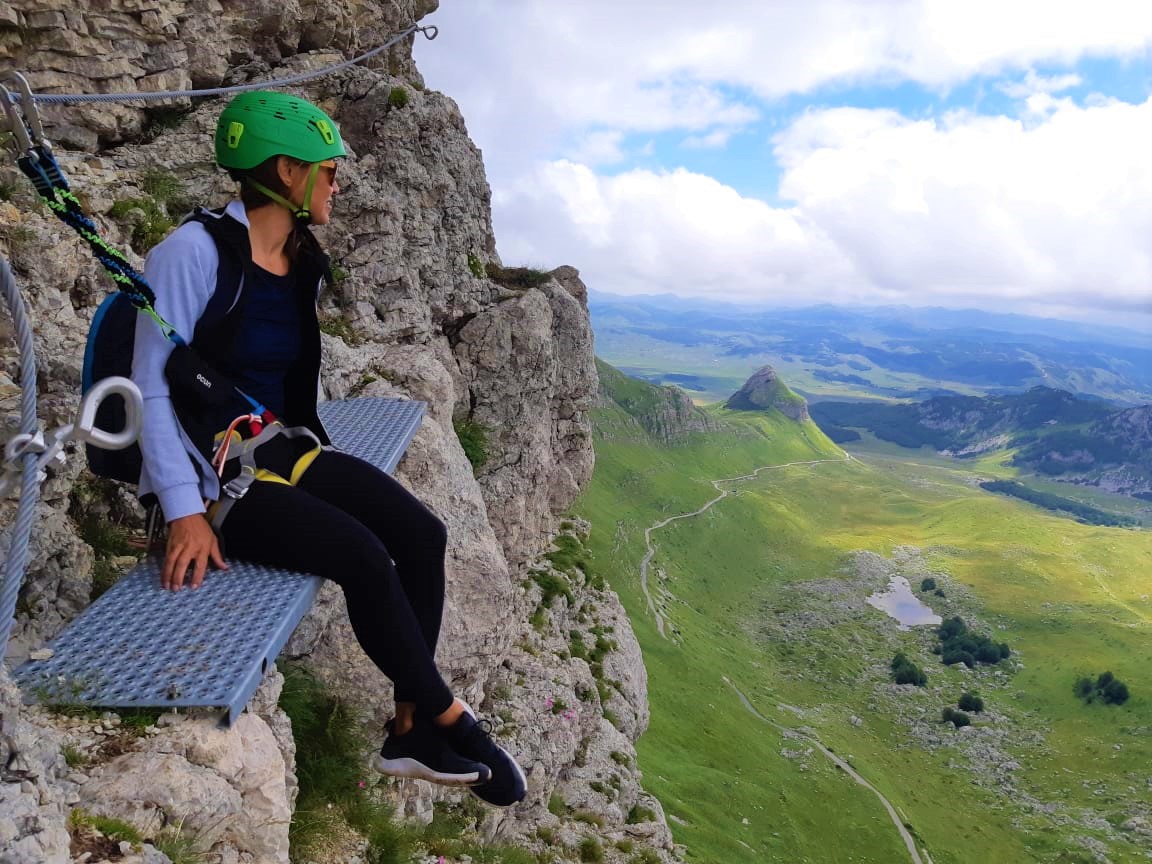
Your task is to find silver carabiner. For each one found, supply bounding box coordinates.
[0,82,33,158]
[0,377,142,498]
[73,376,143,451]
[0,71,46,155]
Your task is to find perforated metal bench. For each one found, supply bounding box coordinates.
[12,398,426,725]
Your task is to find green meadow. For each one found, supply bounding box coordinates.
[576,394,1152,863]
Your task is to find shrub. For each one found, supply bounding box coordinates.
[467,252,485,279]
[485,262,551,290]
[890,653,927,686]
[579,838,605,863]
[958,692,984,713]
[108,196,174,251]
[936,617,1008,668]
[920,577,937,591]
[532,570,573,608]
[627,804,657,824]
[941,707,971,728]
[69,809,142,844]
[1076,671,1131,705]
[317,314,359,344]
[387,86,409,109]
[453,417,489,472]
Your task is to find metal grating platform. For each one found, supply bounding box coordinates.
[12,398,426,726]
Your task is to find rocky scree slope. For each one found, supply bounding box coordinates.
[0,1,679,861]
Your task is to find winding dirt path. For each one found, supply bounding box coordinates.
[639,457,849,637]
[632,452,925,862]
[723,677,926,864]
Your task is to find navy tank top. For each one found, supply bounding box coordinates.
[227,265,300,417]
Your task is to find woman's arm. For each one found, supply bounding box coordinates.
[133,223,228,588]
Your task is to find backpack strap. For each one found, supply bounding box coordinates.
[182,207,252,364]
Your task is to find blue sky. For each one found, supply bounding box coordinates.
[417,2,1152,328]
[586,55,1152,205]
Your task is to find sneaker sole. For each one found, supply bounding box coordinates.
[373,755,487,786]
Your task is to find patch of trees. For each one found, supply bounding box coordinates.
[941,707,971,728]
[890,653,927,687]
[932,617,1010,668]
[979,479,1135,527]
[1013,430,1130,476]
[1075,671,1130,705]
[818,424,862,444]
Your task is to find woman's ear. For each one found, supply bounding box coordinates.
[275,155,298,188]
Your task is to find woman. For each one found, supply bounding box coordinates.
[132,91,525,807]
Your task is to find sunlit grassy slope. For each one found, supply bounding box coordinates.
[576,368,1152,864]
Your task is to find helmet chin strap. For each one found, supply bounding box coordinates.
[246,163,322,223]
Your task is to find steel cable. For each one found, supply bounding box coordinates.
[0,255,41,662]
[15,24,436,105]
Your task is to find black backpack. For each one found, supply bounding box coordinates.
[81,208,253,483]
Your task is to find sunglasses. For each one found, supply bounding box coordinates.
[316,159,338,183]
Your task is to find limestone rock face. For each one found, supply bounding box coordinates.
[726,365,810,421]
[0,2,677,860]
[0,671,72,864]
[0,0,437,149]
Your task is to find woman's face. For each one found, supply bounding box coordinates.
[282,157,340,225]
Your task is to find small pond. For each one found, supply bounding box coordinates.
[867,576,941,629]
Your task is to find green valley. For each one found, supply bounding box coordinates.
[575,364,1152,864]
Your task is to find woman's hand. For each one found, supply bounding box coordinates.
[163,514,228,590]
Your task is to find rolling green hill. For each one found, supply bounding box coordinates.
[575,362,1152,863]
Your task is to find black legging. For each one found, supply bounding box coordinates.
[218,447,455,717]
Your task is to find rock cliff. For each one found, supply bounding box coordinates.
[0,1,678,861]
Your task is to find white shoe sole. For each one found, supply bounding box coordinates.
[373,755,486,786]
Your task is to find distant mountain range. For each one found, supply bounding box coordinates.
[589,292,1152,406]
[811,387,1152,499]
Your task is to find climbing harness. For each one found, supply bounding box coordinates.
[0,22,440,666]
[207,422,325,531]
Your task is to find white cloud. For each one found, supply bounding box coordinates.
[493,98,1152,321]
[999,70,1084,99]
[681,129,735,150]
[563,130,628,166]
[418,0,1152,184]
[495,161,856,301]
[415,0,1152,324]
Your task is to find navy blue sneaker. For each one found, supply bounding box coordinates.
[441,703,527,807]
[374,719,491,786]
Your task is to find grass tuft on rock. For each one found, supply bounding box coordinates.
[278,663,416,864]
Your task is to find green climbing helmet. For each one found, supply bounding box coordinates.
[214,91,346,170]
